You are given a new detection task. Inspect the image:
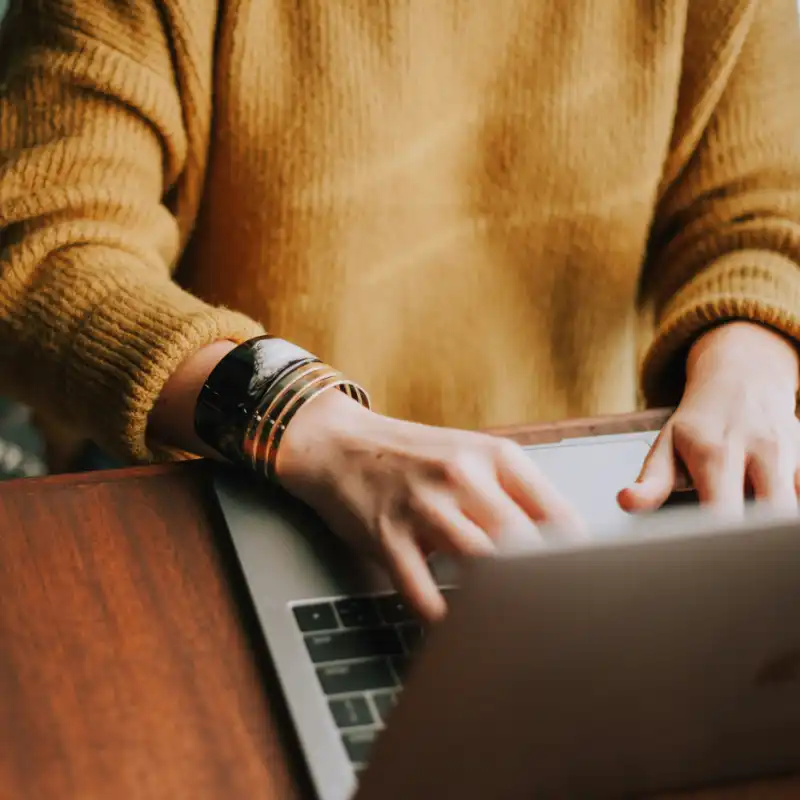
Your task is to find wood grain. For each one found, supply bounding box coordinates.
[0,461,308,800]
[0,410,797,799]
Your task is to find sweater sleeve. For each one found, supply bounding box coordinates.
[0,2,264,463]
[639,0,800,406]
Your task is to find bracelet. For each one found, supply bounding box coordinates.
[195,336,316,464]
[194,336,370,477]
[244,362,368,480]
[245,361,335,466]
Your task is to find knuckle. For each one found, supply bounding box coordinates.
[441,449,481,486]
[430,434,527,489]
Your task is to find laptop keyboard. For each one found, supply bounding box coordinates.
[291,589,456,772]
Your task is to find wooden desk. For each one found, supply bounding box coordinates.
[0,410,798,799]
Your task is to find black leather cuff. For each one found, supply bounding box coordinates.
[194,336,317,464]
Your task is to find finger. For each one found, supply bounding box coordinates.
[747,443,797,511]
[685,437,746,514]
[458,478,545,545]
[416,498,497,558]
[383,533,446,622]
[618,427,676,513]
[494,442,586,536]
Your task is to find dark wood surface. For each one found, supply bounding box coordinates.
[0,410,798,799]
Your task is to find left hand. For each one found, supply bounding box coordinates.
[619,321,800,515]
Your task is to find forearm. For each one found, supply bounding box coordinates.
[149,341,238,459]
[153,337,372,484]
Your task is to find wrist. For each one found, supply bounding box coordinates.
[275,388,373,493]
[192,336,371,479]
[687,321,800,394]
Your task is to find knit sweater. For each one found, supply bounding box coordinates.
[1,0,800,462]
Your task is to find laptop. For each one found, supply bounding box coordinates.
[353,503,800,800]
[212,430,800,798]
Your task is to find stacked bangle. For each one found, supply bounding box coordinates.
[194,336,370,480]
[244,360,370,480]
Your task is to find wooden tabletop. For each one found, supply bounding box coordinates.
[0,409,798,799]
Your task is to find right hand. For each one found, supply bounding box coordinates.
[276,391,585,621]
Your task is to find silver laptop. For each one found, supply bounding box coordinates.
[354,504,800,800]
[212,430,800,798]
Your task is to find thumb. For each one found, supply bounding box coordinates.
[618,429,676,512]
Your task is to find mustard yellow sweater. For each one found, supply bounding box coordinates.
[1,0,800,462]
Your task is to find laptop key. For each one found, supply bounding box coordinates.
[376,593,414,624]
[372,690,399,723]
[293,602,339,632]
[317,659,398,695]
[335,597,380,628]
[305,628,403,664]
[342,729,379,764]
[328,696,375,728]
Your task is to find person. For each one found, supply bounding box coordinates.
[1,0,799,620]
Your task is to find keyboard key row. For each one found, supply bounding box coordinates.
[293,593,422,633]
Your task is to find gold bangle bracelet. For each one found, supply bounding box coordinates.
[263,375,349,481]
[257,368,340,471]
[245,361,332,469]
[241,360,370,481]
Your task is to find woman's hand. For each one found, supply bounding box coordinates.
[620,322,800,514]
[277,391,584,621]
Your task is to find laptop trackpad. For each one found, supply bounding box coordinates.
[525,438,652,534]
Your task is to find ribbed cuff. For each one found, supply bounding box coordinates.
[641,250,800,407]
[66,270,265,463]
